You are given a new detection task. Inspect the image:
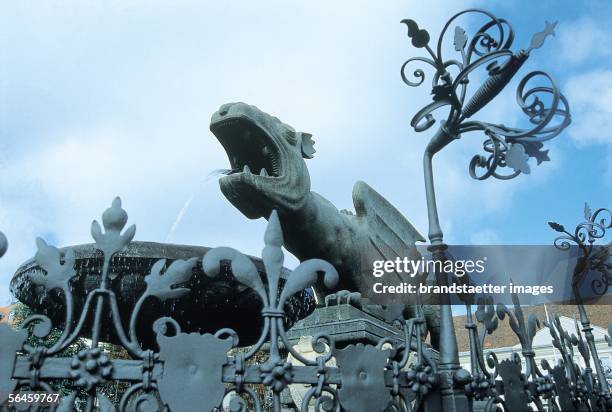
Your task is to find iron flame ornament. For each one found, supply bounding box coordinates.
[401,9,571,180]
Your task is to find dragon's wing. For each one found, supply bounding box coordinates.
[352,180,425,262]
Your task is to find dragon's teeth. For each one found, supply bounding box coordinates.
[260,168,268,176]
[243,165,251,174]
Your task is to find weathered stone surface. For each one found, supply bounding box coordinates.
[287,304,438,365]
[287,305,404,348]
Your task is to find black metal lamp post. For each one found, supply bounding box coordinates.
[401,9,571,411]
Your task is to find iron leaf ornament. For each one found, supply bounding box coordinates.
[504,143,530,174]
[401,19,431,49]
[475,297,498,335]
[548,221,566,233]
[143,257,198,301]
[528,21,558,52]
[522,141,550,164]
[401,9,570,181]
[453,26,468,52]
[29,238,77,291]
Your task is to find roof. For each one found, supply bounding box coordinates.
[453,304,611,352]
[0,305,15,324]
[527,315,609,348]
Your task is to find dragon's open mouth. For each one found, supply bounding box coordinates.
[210,117,282,178]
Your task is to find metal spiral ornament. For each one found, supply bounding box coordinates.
[402,9,570,181]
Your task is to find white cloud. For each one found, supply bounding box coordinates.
[470,229,501,245]
[0,0,573,305]
[564,69,612,145]
[553,14,612,182]
[556,18,612,67]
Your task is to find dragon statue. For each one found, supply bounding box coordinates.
[210,102,440,347]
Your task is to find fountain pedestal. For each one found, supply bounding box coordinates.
[287,304,406,347]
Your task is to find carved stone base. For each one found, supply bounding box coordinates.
[286,304,401,347]
[286,304,439,357]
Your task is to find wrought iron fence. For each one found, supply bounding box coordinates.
[0,198,610,411]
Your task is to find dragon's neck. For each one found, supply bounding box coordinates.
[275,191,358,274]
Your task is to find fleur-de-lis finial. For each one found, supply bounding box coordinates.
[91,197,136,259]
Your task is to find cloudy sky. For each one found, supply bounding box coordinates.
[0,0,610,305]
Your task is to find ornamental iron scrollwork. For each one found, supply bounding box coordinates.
[202,209,340,411]
[401,9,570,181]
[1,206,611,411]
[549,203,611,295]
[548,203,612,411]
[6,195,610,411]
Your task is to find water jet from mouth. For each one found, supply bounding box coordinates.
[164,169,233,243]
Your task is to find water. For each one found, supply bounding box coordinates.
[207,168,233,177]
[164,169,232,243]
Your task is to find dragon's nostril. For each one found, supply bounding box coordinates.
[219,109,228,116]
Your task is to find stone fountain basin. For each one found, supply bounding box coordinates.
[10,241,315,349]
